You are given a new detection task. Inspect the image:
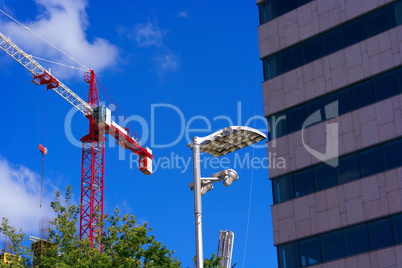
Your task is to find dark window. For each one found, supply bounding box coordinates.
[300,237,322,266]
[299,0,312,4]
[287,105,307,133]
[259,0,314,25]
[351,81,374,109]
[294,169,314,197]
[393,214,402,244]
[373,71,400,101]
[344,224,370,255]
[273,175,294,203]
[328,88,352,116]
[398,69,402,93]
[268,112,288,139]
[278,0,298,15]
[278,242,299,268]
[338,153,360,184]
[368,218,394,250]
[264,54,283,80]
[393,2,402,26]
[302,38,324,64]
[360,147,384,177]
[314,163,337,191]
[344,17,366,46]
[323,28,345,54]
[259,0,278,24]
[321,230,345,261]
[366,8,391,38]
[383,138,402,170]
[283,46,302,73]
[307,95,329,120]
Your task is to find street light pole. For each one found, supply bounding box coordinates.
[192,137,204,268]
[189,126,266,268]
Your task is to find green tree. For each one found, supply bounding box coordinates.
[1,186,222,267]
[0,186,181,267]
[203,253,223,268]
[0,218,32,268]
[193,253,223,268]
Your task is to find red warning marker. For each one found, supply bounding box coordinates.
[38,144,48,155]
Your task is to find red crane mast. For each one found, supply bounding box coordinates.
[80,70,106,246]
[0,33,153,247]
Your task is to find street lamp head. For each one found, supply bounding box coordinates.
[193,126,266,157]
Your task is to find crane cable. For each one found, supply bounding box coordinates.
[38,144,48,208]
[241,132,256,268]
[32,56,88,72]
[0,8,90,71]
[40,152,44,208]
[241,79,262,267]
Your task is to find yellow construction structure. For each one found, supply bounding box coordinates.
[0,252,20,265]
[30,236,55,267]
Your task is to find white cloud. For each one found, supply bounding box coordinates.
[134,22,165,48]
[129,20,180,75]
[156,51,180,73]
[0,0,118,79]
[0,158,56,235]
[176,11,189,18]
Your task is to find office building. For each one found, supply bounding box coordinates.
[257,0,402,267]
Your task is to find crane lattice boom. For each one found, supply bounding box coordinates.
[0,32,92,115]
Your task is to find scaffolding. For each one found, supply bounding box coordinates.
[39,217,50,240]
[2,234,11,254]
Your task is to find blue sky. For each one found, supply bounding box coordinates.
[0,0,276,267]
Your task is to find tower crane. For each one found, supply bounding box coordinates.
[0,32,154,247]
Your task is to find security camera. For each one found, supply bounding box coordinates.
[211,169,239,187]
[188,180,214,196]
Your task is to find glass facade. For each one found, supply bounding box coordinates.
[272,137,402,204]
[278,213,402,268]
[262,0,402,80]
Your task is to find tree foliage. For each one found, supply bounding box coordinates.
[0,186,223,267]
[200,253,223,268]
[0,218,32,268]
[0,186,181,267]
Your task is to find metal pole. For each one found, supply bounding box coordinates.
[192,137,203,268]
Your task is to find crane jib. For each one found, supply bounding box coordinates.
[0,32,92,116]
